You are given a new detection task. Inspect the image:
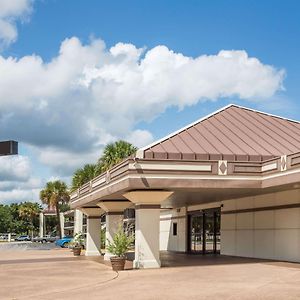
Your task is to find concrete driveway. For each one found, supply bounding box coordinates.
[1,248,300,300]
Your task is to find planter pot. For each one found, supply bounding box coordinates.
[110,256,126,271]
[73,247,82,256]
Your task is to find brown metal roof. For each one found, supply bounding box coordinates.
[139,104,300,162]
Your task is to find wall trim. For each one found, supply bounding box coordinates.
[130,162,212,172]
[160,215,186,221]
[135,204,161,210]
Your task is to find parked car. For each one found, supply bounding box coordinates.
[15,235,31,241]
[55,236,72,248]
[33,235,57,243]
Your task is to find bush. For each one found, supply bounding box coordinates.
[106,226,134,258]
[70,232,84,248]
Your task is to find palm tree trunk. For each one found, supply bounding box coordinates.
[55,203,62,239]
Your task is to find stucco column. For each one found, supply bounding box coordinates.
[80,207,103,256]
[39,212,44,238]
[135,204,161,268]
[104,212,124,260]
[74,209,83,235]
[97,201,132,261]
[59,212,64,237]
[123,191,173,269]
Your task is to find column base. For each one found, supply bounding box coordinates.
[85,251,102,257]
[133,259,161,269]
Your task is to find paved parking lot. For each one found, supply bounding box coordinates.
[1,248,300,299]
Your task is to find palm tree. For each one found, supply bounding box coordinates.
[71,164,98,192]
[97,140,137,173]
[19,202,41,239]
[40,181,70,239]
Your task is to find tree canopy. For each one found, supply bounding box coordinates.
[98,140,137,173]
[71,163,98,192]
[71,140,137,192]
[0,202,41,235]
[40,180,70,238]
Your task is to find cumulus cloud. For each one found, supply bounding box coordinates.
[126,129,154,148]
[0,37,285,177]
[0,187,40,204]
[0,155,31,181]
[0,0,33,48]
[0,155,43,204]
[37,147,101,176]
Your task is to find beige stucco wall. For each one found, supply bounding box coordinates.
[221,189,300,262]
[160,207,187,252]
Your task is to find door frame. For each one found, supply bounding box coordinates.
[187,207,221,254]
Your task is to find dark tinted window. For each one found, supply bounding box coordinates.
[173,222,177,236]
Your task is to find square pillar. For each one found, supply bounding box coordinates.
[123,190,173,269]
[97,200,132,261]
[104,212,124,260]
[39,213,44,238]
[59,212,65,237]
[80,207,103,257]
[74,209,83,235]
[134,204,161,269]
[86,216,102,256]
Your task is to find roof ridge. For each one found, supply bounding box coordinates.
[230,104,300,125]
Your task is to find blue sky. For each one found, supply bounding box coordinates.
[7,0,300,132]
[0,0,299,203]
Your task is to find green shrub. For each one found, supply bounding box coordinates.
[106,226,134,257]
[70,232,84,248]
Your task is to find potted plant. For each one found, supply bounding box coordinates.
[107,226,134,271]
[70,232,84,256]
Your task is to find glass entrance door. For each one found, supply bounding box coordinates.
[190,214,203,252]
[188,208,221,254]
[205,211,215,253]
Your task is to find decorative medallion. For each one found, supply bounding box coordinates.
[218,160,228,175]
[281,155,287,172]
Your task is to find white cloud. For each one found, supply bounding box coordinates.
[37,146,101,176]
[0,37,285,179]
[0,155,30,181]
[0,0,33,48]
[0,155,43,204]
[126,129,154,148]
[0,188,40,204]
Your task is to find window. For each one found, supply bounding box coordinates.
[173,222,178,236]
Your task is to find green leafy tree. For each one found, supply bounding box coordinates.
[19,202,41,238]
[71,163,98,192]
[97,140,137,173]
[0,205,12,233]
[40,181,70,239]
[8,203,27,234]
[70,140,136,193]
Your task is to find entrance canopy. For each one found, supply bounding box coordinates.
[70,104,300,209]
